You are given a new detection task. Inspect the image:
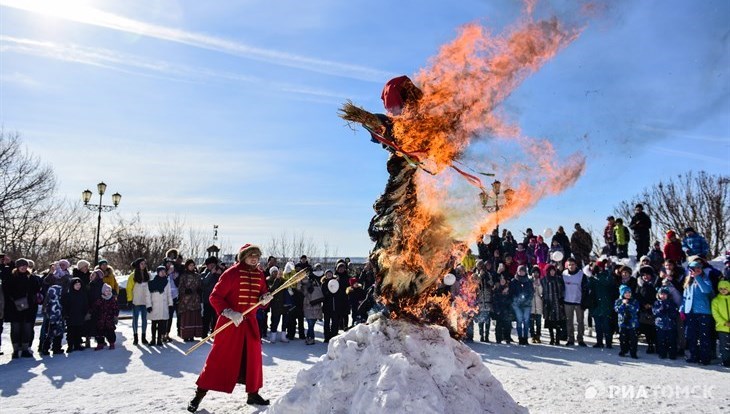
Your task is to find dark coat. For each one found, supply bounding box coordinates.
[652,299,678,331]
[509,275,534,308]
[63,287,89,326]
[541,275,566,322]
[200,270,220,306]
[551,231,571,258]
[4,270,41,323]
[93,297,119,331]
[589,271,617,317]
[629,211,652,240]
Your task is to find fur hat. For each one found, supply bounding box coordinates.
[237,244,262,262]
[165,248,179,258]
[77,260,90,269]
[15,258,29,268]
[26,259,35,269]
[639,265,655,277]
[58,259,70,268]
[618,265,632,275]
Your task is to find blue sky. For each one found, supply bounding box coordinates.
[1,0,728,256]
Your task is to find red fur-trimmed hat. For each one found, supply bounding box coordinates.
[237,244,262,262]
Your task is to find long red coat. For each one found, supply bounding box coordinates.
[196,262,268,393]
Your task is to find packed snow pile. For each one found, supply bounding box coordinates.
[267,315,527,414]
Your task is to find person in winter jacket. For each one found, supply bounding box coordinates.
[93,283,119,350]
[474,260,494,342]
[334,262,351,331]
[629,204,652,259]
[40,284,65,355]
[285,262,306,341]
[177,259,204,342]
[347,282,368,326]
[636,266,658,354]
[662,230,685,264]
[680,261,714,365]
[541,265,566,345]
[589,264,616,348]
[63,277,89,352]
[493,275,514,344]
[530,267,544,343]
[200,256,221,336]
[570,223,593,267]
[647,241,664,272]
[534,236,550,276]
[126,258,152,345]
[149,265,173,346]
[509,265,534,345]
[5,259,42,358]
[711,280,730,367]
[615,285,639,358]
[614,219,630,259]
[321,269,340,342]
[299,264,324,345]
[681,227,709,258]
[551,226,571,260]
[604,216,617,256]
[653,287,678,359]
[266,265,290,343]
[615,265,638,294]
[562,258,589,347]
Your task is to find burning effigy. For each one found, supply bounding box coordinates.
[269,8,586,414]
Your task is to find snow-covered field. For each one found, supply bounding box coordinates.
[1,317,727,414]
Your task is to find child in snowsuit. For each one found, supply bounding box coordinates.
[93,283,120,350]
[652,286,678,359]
[711,280,730,367]
[41,284,65,355]
[615,285,639,358]
[63,277,89,352]
[614,219,630,259]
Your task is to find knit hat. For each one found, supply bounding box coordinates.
[619,285,632,297]
[688,261,703,269]
[131,257,145,268]
[719,280,730,291]
[639,255,650,263]
[283,261,296,274]
[639,265,655,277]
[70,277,82,285]
[517,265,528,275]
[684,227,695,234]
[658,286,671,295]
[15,258,29,268]
[98,259,108,266]
[237,244,262,262]
[156,265,167,273]
[269,266,279,274]
[58,259,70,268]
[204,256,219,265]
[101,283,113,299]
[77,260,90,269]
[618,265,632,275]
[666,230,676,238]
[606,215,615,221]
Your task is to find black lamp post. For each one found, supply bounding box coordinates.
[82,182,121,266]
[481,180,513,231]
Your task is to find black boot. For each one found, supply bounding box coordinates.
[133,334,139,345]
[247,392,270,406]
[187,388,207,412]
[142,333,149,345]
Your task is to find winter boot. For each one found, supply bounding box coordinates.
[95,343,105,351]
[11,343,20,359]
[187,388,208,413]
[647,344,655,354]
[85,337,91,349]
[157,330,164,347]
[133,333,139,345]
[109,343,115,350]
[268,332,277,343]
[279,332,290,343]
[20,343,33,358]
[141,333,149,345]
[246,392,270,406]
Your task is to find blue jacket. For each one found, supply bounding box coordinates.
[652,299,678,330]
[680,273,713,315]
[682,234,709,257]
[614,298,639,330]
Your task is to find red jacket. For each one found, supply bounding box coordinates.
[196,263,268,393]
[663,240,685,263]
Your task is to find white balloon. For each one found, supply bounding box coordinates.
[443,273,456,286]
[312,270,324,277]
[327,279,340,293]
[544,228,554,238]
[550,250,564,262]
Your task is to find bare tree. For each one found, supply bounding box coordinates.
[614,171,730,258]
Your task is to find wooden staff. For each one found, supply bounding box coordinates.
[185,268,310,356]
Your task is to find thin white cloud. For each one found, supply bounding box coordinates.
[0,71,43,89]
[649,146,729,166]
[0,35,352,101]
[0,0,395,82]
[638,124,730,143]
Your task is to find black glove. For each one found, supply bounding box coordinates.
[185,288,193,294]
[147,307,152,313]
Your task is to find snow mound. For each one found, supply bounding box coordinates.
[267,316,527,414]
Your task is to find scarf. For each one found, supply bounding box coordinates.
[148,275,168,294]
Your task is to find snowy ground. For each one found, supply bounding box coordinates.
[1,318,727,414]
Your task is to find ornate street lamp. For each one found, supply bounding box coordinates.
[481,179,512,231]
[82,182,121,266]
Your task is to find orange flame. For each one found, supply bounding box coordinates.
[376,13,585,337]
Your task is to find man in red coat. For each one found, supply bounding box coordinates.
[187,244,272,412]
